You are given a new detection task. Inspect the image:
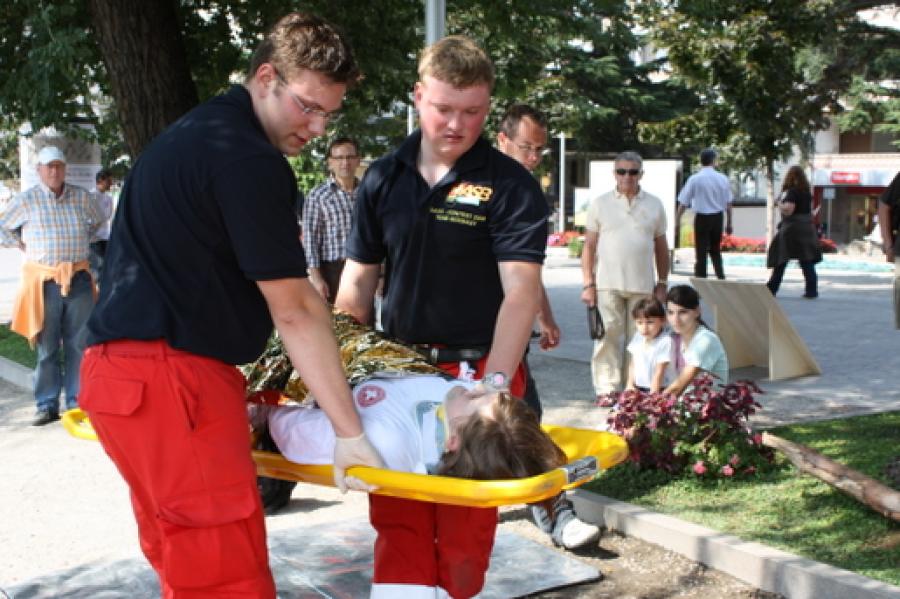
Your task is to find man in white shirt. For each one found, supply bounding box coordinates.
[676,148,734,279]
[581,151,669,396]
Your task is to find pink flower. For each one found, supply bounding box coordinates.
[751,433,763,445]
[744,466,756,475]
[692,461,707,475]
[721,465,734,477]
[729,454,741,467]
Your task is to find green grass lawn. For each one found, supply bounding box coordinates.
[587,411,900,586]
[0,324,36,368]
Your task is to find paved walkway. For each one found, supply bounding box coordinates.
[534,250,900,431]
[1,249,898,597]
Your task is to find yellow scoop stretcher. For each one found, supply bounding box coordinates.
[62,408,628,508]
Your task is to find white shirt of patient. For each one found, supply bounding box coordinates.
[269,375,470,474]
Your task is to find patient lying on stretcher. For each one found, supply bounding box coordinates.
[245,309,566,480]
[268,375,566,480]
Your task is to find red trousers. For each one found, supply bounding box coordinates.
[80,340,275,598]
[369,356,525,598]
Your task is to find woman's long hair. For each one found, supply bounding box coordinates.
[782,165,810,194]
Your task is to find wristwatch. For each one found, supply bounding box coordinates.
[482,371,509,392]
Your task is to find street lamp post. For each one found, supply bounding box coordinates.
[558,132,566,233]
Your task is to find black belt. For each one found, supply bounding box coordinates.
[410,344,488,364]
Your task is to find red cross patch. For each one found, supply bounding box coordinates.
[355,384,386,408]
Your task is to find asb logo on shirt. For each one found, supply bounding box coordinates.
[355,384,386,408]
[446,182,493,206]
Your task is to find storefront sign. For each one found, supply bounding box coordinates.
[830,171,861,185]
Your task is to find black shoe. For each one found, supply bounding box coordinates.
[802,293,818,299]
[32,410,60,426]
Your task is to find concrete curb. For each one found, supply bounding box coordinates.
[0,355,32,390]
[571,490,900,599]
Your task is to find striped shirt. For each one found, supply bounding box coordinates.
[0,183,104,265]
[302,176,357,268]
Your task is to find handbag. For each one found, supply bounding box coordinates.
[587,305,605,340]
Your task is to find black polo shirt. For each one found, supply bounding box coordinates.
[86,86,308,365]
[347,130,548,347]
[880,172,900,254]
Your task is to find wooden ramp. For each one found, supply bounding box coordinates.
[690,278,821,381]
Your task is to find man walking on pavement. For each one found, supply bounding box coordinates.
[879,170,900,329]
[303,136,361,303]
[581,151,669,397]
[337,36,597,597]
[497,103,600,552]
[0,146,103,426]
[677,147,733,279]
[79,13,383,598]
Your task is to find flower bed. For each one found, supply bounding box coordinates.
[547,230,582,247]
[597,377,775,478]
[719,234,838,254]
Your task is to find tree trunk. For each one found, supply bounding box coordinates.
[87,0,199,157]
[761,432,900,522]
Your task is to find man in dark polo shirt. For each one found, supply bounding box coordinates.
[79,13,383,597]
[879,171,900,328]
[336,36,568,597]
[496,103,600,552]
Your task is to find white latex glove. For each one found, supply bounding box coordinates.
[333,432,384,493]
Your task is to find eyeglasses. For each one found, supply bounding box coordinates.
[329,154,359,161]
[615,168,641,176]
[274,69,340,123]
[514,142,549,158]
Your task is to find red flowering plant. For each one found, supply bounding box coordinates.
[547,230,581,247]
[719,234,766,253]
[597,376,775,478]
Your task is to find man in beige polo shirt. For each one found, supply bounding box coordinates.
[580,151,670,397]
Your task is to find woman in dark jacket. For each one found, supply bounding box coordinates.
[766,166,822,298]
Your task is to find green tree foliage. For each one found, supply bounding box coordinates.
[450,0,694,153]
[639,1,900,164]
[635,0,899,237]
[1,0,694,175]
[0,0,423,166]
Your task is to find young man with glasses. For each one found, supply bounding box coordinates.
[496,104,600,551]
[581,151,669,398]
[303,136,361,303]
[78,13,383,597]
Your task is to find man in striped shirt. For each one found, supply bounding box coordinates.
[302,136,360,303]
[0,146,103,425]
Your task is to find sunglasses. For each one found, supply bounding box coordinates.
[615,168,641,176]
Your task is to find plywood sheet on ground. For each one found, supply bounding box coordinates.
[690,278,821,381]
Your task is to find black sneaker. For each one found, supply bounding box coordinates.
[32,410,60,427]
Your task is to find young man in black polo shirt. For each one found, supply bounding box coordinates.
[497,103,601,552]
[337,36,549,598]
[79,13,383,598]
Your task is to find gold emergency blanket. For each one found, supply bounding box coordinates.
[242,310,443,405]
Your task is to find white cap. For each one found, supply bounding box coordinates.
[37,146,66,165]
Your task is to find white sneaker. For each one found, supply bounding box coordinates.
[556,515,600,550]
